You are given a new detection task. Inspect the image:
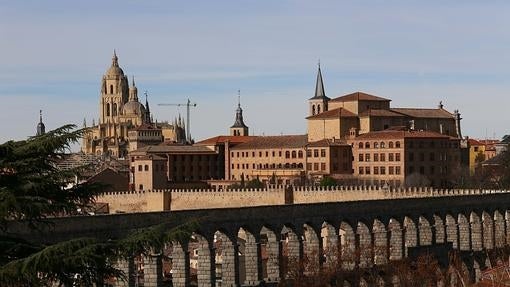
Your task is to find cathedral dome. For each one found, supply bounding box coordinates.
[123,101,146,115]
[106,65,124,77]
[106,50,124,77]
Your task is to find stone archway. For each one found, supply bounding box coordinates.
[357,221,372,268]
[339,221,356,270]
[419,216,433,246]
[260,226,279,283]
[373,218,388,265]
[388,218,403,261]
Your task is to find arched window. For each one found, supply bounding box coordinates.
[380,142,385,148]
[112,103,117,116]
[365,142,370,148]
[271,163,275,168]
[297,163,303,168]
[358,142,363,149]
[291,151,296,158]
[317,104,321,114]
[144,165,149,171]
[285,151,290,158]
[278,163,282,168]
[291,163,297,168]
[374,142,379,149]
[110,85,114,94]
[396,141,401,148]
[106,103,110,116]
[298,151,303,158]
[312,105,316,115]
[389,141,394,148]
[285,163,290,168]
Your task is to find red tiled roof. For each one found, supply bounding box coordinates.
[306,107,357,120]
[233,135,308,149]
[468,138,483,146]
[359,109,405,117]
[390,108,454,119]
[307,138,349,147]
[355,130,452,140]
[195,135,257,146]
[330,91,391,102]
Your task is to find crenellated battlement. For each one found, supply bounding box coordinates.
[95,186,510,214]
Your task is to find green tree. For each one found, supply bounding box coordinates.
[0,125,196,286]
[319,176,337,187]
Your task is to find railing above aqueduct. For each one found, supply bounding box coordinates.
[96,185,510,213]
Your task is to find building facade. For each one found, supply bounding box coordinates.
[350,129,461,187]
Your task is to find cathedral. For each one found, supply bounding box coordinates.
[81,51,185,158]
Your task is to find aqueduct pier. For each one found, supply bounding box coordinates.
[12,188,510,286]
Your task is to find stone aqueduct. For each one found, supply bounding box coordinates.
[20,187,510,286]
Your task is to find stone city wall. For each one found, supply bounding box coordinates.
[96,186,510,213]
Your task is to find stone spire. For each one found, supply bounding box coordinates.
[112,49,119,67]
[144,91,151,123]
[454,109,463,139]
[36,110,46,136]
[129,76,138,101]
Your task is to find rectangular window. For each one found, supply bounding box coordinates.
[395,166,401,175]
[237,152,240,157]
[374,153,379,162]
[266,151,269,157]
[321,149,326,157]
[321,163,326,171]
[389,166,394,175]
[359,167,364,174]
[388,153,394,161]
[279,151,282,157]
[307,163,312,170]
[395,153,401,161]
[380,166,386,175]
[306,150,311,157]
[374,167,379,174]
[365,166,371,175]
[429,153,435,161]
[138,165,142,171]
[430,166,435,174]
[380,153,385,162]
[314,163,319,171]
[231,152,234,158]
[314,149,319,157]
[365,153,370,162]
[359,154,364,162]
[259,152,262,157]
[232,164,234,169]
[252,152,255,157]
[272,151,275,157]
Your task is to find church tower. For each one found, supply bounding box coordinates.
[99,50,129,125]
[308,62,330,116]
[36,110,45,136]
[230,93,249,136]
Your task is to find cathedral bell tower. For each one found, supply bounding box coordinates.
[100,50,129,125]
[308,61,330,116]
[230,92,249,136]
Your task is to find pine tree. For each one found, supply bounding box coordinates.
[0,125,196,286]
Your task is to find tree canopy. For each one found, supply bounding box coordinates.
[0,125,195,286]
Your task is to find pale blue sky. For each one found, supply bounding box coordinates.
[1,1,509,143]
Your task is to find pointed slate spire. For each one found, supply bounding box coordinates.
[231,90,248,129]
[310,60,330,100]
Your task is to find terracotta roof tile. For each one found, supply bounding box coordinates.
[306,107,357,120]
[233,135,308,149]
[359,109,405,117]
[195,135,257,146]
[355,130,452,140]
[330,91,391,102]
[390,108,454,119]
[307,138,349,147]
